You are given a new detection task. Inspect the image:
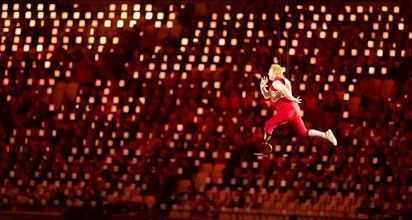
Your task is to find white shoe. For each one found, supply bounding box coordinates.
[326,129,337,146]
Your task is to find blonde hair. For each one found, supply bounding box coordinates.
[270,64,286,76]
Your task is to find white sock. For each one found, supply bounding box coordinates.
[308,129,326,139]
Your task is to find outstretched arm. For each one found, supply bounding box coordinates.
[260,76,270,99]
[272,80,301,103]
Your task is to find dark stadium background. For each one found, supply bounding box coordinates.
[0,0,411,219]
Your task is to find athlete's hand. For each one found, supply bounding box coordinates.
[260,76,268,87]
[293,96,302,104]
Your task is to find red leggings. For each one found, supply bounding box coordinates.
[264,100,308,137]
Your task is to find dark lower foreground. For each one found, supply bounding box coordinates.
[0,207,411,220]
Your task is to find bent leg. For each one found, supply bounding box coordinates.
[290,117,337,145]
[264,112,289,135]
[290,117,327,138]
[308,129,326,139]
[289,116,308,137]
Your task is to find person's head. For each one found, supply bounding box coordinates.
[268,64,285,80]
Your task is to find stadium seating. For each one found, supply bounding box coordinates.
[0,1,411,219]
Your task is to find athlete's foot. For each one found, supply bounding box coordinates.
[262,142,273,153]
[255,142,273,157]
[325,129,337,146]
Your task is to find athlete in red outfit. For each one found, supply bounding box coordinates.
[258,64,337,155]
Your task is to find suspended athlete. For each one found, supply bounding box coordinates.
[256,64,337,156]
